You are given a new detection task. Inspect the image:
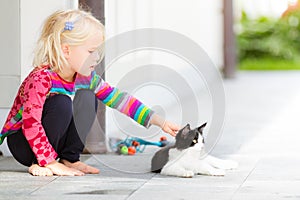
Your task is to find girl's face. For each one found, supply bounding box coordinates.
[67,31,104,76]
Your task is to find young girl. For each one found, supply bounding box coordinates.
[0,9,180,176]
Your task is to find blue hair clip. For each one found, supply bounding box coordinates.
[64,21,74,31]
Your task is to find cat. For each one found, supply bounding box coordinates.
[151,123,238,178]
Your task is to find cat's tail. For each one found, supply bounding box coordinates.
[151,168,162,173]
[151,155,165,173]
[151,147,171,174]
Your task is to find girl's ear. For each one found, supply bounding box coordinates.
[61,43,70,59]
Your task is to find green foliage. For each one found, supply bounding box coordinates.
[237,10,300,67]
[239,58,300,70]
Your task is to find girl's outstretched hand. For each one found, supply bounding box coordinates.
[150,114,180,137]
[161,120,180,137]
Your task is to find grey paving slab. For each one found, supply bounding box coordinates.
[0,157,27,172]
[128,180,237,200]
[31,176,143,196]
[232,194,300,200]
[230,157,300,199]
[212,71,300,157]
[83,153,154,176]
[245,156,300,181]
[233,181,300,200]
[1,71,300,200]
[129,155,258,200]
[0,171,57,198]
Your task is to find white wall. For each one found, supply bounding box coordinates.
[20,0,78,80]
[152,0,223,68]
[0,0,78,156]
[0,0,20,108]
[105,0,223,68]
[104,0,223,141]
[0,0,78,109]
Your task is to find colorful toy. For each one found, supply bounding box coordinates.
[117,144,128,155]
[112,136,169,155]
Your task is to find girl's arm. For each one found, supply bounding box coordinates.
[92,75,180,136]
[22,70,58,166]
[94,78,154,128]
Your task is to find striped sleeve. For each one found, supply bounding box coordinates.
[93,76,154,128]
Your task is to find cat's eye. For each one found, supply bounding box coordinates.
[193,139,197,144]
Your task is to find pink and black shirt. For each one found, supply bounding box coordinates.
[0,66,154,166]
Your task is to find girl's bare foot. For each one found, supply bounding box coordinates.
[60,159,100,174]
[29,164,53,176]
[45,161,84,176]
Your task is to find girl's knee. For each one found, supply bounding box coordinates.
[73,89,98,112]
[43,94,73,117]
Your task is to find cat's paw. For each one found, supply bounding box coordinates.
[161,169,194,178]
[180,170,194,178]
[198,169,225,176]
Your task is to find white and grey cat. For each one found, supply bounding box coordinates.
[151,123,238,178]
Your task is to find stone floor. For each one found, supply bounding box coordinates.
[1,71,300,200]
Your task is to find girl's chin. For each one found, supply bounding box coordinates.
[78,66,95,76]
[78,71,92,77]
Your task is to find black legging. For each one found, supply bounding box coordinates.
[7,89,97,167]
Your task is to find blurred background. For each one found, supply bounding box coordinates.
[1,2,300,198]
[237,0,300,70]
[1,0,300,155]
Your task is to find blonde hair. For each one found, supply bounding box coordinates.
[33,9,105,72]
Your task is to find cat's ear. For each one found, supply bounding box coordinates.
[197,122,207,133]
[182,124,190,135]
[176,124,190,140]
